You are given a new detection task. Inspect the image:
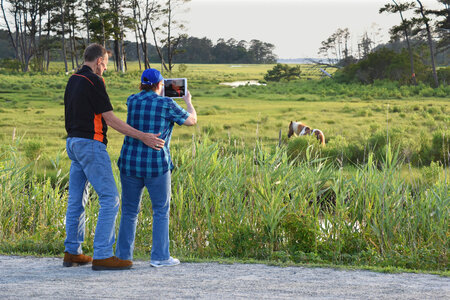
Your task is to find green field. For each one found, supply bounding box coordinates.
[1,63,448,165]
[0,63,448,272]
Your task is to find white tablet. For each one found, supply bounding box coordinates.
[163,78,187,98]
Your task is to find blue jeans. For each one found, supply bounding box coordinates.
[116,171,171,261]
[65,137,119,259]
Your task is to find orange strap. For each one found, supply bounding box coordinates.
[72,74,94,86]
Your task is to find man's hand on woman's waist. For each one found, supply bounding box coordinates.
[103,110,165,150]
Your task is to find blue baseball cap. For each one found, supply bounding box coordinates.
[141,68,164,85]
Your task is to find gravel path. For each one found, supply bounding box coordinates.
[0,255,448,299]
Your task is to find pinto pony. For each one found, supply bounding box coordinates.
[288,121,325,146]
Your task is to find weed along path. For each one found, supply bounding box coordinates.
[0,256,449,299]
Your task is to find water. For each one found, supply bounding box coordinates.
[219,80,266,88]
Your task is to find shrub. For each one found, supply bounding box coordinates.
[287,135,321,163]
[436,66,450,85]
[0,58,21,71]
[283,213,317,255]
[231,225,268,258]
[335,48,430,85]
[366,128,421,164]
[323,135,349,164]
[419,87,435,97]
[264,64,301,82]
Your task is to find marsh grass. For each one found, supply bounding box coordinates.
[0,63,448,163]
[1,136,447,271]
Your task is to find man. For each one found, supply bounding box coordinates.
[63,43,165,271]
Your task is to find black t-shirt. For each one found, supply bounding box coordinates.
[64,65,113,145]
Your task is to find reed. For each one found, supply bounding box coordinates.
[0,137,448,270]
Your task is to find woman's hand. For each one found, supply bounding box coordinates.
[182,90,197,126]
[182,90,192,104]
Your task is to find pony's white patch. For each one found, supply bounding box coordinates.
[299,126,307,136]
[292,122,299,134]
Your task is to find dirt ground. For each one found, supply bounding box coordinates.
[0,255,448,299]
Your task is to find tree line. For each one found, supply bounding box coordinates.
[0,0,276,73]
[0,0,188,72]
[317,0,449,87]
[169,37,277,64]
[0,29,277,67]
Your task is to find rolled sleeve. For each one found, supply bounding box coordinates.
[168,100,190,125]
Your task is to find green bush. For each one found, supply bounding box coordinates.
[0,58,21,71]
[264,64,301,82]
[437,67,450,85]
[367,128,422,164]
[287,135,322,163]
[231,225,268,259]
[335,48,431,85]
[322,135,350,164]
[419,87,435,97]
[283,213,317,255]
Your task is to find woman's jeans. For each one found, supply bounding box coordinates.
[65,137,119,259]
[116,171,171,261]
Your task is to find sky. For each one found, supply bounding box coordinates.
[180,0,443,59]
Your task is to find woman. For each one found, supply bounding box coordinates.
[115,68,197,267]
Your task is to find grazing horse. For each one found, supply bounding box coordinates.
[288,121,325,146]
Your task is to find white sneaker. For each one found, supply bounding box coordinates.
[150,256,180,268]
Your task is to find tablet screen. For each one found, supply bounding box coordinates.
[164,78,186,98]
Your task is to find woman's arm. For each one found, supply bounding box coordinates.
[182,91,197,126]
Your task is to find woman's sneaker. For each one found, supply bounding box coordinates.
[150,256,180,268]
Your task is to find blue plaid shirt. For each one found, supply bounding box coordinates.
[117,90,190,178]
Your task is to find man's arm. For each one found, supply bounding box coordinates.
[182,91,197,126]
[102,111,165,150]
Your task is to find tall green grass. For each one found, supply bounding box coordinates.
[1,137,447,270]
[0,140,67,253]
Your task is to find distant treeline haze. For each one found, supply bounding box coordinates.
[0,30,277,68]
[0,0,276,73]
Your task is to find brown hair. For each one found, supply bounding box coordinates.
[83,43,112,62]
[140,82,159,92]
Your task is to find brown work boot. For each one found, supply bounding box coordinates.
[63,252,93,267]
[92,256,132,271]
